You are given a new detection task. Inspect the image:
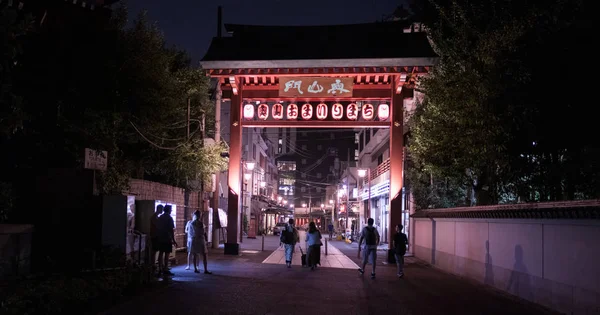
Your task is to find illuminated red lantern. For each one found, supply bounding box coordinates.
[257,103,269,120]
[243,104,255,120]
[362,103,374,120]
[378,104,390,121]
[332,103,343,120]
[272,103,284,120]
[301,103,313,120]
[316,103,328,120]
[287,104,298,120]
[346,103,358,120]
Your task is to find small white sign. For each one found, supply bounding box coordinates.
[84,148,107,171]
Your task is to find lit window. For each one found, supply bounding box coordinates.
[278,139,282,144]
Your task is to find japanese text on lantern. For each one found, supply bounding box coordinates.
[272,103,284,120]
[257,103,269,120]
[301,103,313,120]
[287,103,298,119]
[279,77,354,97]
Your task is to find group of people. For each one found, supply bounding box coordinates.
[358,218,408,279]
[280,217,409,279]
[280,219,323,270]
[149,204,211,276]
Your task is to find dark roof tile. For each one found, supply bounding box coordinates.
[201,21,437,62]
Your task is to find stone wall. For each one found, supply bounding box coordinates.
[412,201,600,314]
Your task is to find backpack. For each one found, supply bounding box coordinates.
[280,228,294,244]
[364,226,377,246]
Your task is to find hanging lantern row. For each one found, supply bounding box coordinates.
[243,103,389,121]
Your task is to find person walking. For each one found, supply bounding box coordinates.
[280,218,300,268]
[327,223,334,240]
[185,211,212,274]
[305,222,322,271]
[358,218,380,279]
[393,224,409,278]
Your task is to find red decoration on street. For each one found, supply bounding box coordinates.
[378,104,390,121]
[287,103,298,120]
[243,104,255,120]
[257,103,269,120]
[301,103,313,120]
[272,103,284,120]
[362,103,374,121]
[346,103,358,120]
[316,103,328,120]
[332,103,343,120]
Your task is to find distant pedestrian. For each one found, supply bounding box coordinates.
[149,204,164,271]
[280,218,299,268]
[393,224,409,278]
[358,218,380,279]
[157,205,177,276]
[305,222,322,270]
[328,223,334,239]
[185,211,212,274]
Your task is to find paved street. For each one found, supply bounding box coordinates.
[101,235,559,315]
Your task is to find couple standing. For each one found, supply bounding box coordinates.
[280,219,322,269]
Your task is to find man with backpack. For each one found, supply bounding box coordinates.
[280,219,300,268]
[358,218,380,279]
[393,224,409,278]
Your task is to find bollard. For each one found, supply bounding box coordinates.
[262,234,265,251]
[325,239,328,256]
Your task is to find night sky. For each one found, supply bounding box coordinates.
[123,0,404,65]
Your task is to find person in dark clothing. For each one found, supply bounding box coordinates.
[157,205,177,276]
[393,224,409,278]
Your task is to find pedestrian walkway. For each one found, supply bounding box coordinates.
[262,240,359,269]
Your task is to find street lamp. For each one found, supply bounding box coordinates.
[246,162,255,171]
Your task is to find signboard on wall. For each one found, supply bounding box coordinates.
[279,77,354,97]
[84,148,107,171]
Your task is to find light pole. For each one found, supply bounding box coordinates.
[241,161,255,243]
[358,168,371,226]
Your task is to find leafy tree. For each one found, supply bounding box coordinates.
[0,7,34,137]
[406,0,597,207]
[2,6,227,197]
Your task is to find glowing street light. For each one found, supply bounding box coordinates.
[302,203,307,208]
[283,200,288,205]
[329,200,334,204]
[260,182,266,187]
[245,162,255,171]
[244,173,252,180]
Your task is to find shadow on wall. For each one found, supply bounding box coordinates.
[484,240,494,285]
[506,244,533,301]
[431,219,436,265]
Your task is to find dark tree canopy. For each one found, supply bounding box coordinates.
[405,0,597,208]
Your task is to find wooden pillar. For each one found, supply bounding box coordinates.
[388,75,404,263]
[225,78,242,255]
